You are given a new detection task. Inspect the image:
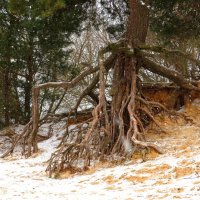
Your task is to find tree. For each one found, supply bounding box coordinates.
[0,0,93,125]
[2,0,200,176]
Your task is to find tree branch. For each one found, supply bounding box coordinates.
[34,66,99,90]
[141,57,200,91]
[73,74,99,112]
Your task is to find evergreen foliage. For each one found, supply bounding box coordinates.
[150,0,200,39]
[0,0,93,126]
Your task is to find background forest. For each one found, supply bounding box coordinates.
[0,0,199,129]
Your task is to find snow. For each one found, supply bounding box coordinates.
[192,98,200,106]
[0,104,200,200]
[1,149,200,200]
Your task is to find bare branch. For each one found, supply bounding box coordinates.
[73,74,99,112]
[35,66,99,90]
[141,57,200,91]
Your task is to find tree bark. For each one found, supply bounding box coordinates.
[24,46,34,123]
[111,0,150,149]
[141,56,200,91]
[3,68,11,126]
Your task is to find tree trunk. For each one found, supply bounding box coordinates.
[24,49,34,123]
[3,68,11,126]
[111,0,149,151]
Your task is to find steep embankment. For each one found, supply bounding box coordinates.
[0,100,199,199]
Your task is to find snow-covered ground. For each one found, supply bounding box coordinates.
[0,101,200,200]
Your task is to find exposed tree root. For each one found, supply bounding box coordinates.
[0,119,54,158]
[1,121,32,158]
[141,56,200,91]
[0,128,16,139]
[46,50,112,176]
[1,38,199,178]
[46,55,163,177]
